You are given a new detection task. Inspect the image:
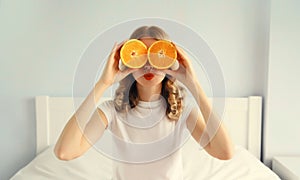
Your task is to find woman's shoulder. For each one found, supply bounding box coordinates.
[97,99,115,111]
[180,97,198,119]
[97,99,116,125]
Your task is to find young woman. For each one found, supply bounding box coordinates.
[54,26,234,179]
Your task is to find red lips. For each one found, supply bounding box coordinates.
[144,73,154,80]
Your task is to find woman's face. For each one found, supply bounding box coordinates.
[132,37,166,87]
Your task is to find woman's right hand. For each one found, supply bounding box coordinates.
[98,41,137,87]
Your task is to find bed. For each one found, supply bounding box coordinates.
[11,96,280,179]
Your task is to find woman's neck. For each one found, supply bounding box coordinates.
[136,83,162,102]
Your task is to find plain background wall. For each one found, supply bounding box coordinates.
[263,0,300,167]
[1,0,292,179]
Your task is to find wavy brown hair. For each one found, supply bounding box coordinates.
[113,26,186,121]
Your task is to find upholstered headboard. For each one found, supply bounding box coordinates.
[35,96,262,159]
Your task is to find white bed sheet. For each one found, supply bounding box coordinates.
[11,141,279,180]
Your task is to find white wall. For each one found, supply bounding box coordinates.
[263,0,300,167]
[0,0,270,179]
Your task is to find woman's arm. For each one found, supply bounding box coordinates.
[54,80,110,160]
[54,41,136,161]
[186,79,234,160]
[163,45,234,160]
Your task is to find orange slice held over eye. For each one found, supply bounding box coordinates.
[120,39,148,69]
[148,40,177,69]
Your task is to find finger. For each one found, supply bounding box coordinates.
[172,43,185,62]
[111,40,126,54]
[118,68,137,78]
[176,47,192,68]
[113,68,137,83]
[114,40,128,61]
[108,42,118,59]
[175,46,185,61]
[111,42,118,52]
[117,39,127,48]
[123,68,138,76]
[118,60,127,71]
[161,69,175,76]
[116,39,128,52]
[170,60,179,70]
[175,45,187,55]
[107,43,118,65]
[173,45,184,57]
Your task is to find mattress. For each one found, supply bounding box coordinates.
[11,139,280,180]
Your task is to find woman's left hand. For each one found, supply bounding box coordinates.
[162,44,198,88]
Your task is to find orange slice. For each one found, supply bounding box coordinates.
[120,39,148,68]
[148,40,177,69]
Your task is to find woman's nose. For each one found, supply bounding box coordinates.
[143,63,154,72]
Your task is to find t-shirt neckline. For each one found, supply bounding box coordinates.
[137,97,165,108]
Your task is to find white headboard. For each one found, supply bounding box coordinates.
[35,96,262,159]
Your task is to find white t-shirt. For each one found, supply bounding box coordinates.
[97,96,196,180]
